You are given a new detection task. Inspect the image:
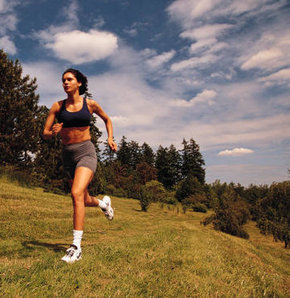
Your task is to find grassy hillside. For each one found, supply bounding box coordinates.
[0,177,289,297]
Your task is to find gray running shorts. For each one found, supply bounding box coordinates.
[62,140,97,179]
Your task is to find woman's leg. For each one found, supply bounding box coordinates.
[71,166,94,230]
[84,190,100,207]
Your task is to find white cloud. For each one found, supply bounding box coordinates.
[167,0,284,26]
[170,89,217,107]
[66,0,79,26]
[181,24,231,41]
[93,16,105,29]
[180,24,231,56]
[218,148,254,156]
[240,29,290,72]
[146,50,176,69]
[0,0,19,13]
[170,54,217,72]
[167,0,221,26]
[123,28,138,37]
[206,164,288,186]
[241,48,283,70]
[259,68,290,86]
[44,29,118,64]
[0,0,5,12]
[0,6,18,35]
[179,114,290,150]
[0,35,16,54]
[22,62,64,106]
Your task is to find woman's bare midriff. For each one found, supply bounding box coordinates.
[60,126,91,145]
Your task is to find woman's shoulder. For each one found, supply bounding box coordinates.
[50,99,65,113]
[86,98,97,105]
[86,98,100,109]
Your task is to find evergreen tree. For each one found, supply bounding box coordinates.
[0,49,40,167]
[32,105,66,192]
[155,145,181,189]
[141,142,155,166]
[89,114,102,160]
[117,136,131,166]
[181,138,205,184]
[175,175,204,202]
[127,140,142,169]
[102,138,117,165]
[155,146,170,188]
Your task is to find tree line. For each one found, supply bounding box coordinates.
[0,49,289,248]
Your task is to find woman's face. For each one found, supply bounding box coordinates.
[62,72,81,94]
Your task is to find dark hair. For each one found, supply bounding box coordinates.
[62,68,88,95]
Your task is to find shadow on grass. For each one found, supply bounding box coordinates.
[22,241,68,252]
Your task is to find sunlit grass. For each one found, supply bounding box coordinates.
[0,176,289,297]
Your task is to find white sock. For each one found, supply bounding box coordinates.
[72,230,83,249]
[98,199,107,210]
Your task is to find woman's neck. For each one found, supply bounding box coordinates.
[67,92,82,103]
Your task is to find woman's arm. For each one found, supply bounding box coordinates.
[43,102,63,140]
[89,100,117,152]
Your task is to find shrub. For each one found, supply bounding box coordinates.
[201,188,250,239]
[182,194,208,213]
[176,176,204,202]
[139,186,153,212]
[144,180,166,202]
[256,181,290,248]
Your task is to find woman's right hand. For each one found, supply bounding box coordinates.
[52,123,63,135]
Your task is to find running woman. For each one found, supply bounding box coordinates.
[43,68,117,263]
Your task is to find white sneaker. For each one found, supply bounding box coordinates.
[61,245,82,263]
[101,196,114,221]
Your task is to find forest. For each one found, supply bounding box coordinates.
[0,49,289,248]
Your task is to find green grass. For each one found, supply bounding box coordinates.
[0,176,289,297]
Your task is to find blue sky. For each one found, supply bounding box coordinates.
[1,0,289,186]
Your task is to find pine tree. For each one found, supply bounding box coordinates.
[117,136,131,166]
[89,114,102,160]
[155,144,181,189]
[181,138,205,184]
[127,140,142,169]
[141,142,155,166]
[0,49,40,167]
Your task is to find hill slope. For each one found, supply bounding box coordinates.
[0,177,289,297]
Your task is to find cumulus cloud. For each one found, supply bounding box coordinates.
[31,0,117,64]
[218,148,254,156]
[170,89,217,107]
[146,50,176,69]
[44,29,118,64]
